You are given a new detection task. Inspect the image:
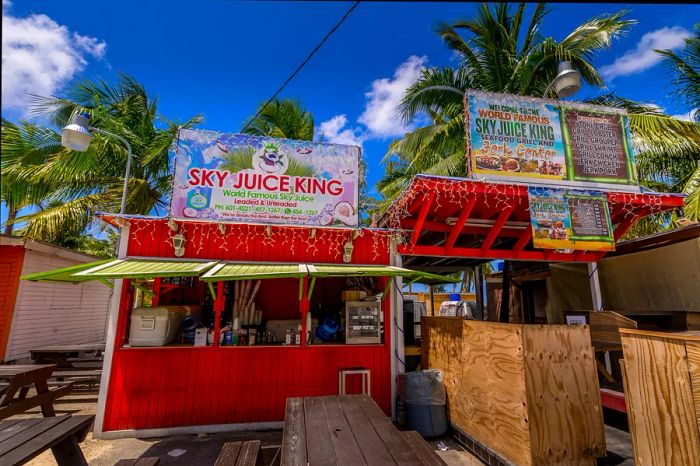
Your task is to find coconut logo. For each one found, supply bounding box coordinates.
[253,142,289,175]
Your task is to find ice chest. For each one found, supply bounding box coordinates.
[130,306,190,347]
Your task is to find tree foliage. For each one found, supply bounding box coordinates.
[1,73,202,242]
[379,2,636,203]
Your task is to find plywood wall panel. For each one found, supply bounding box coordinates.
[458,321,531,466]
[422,318,604,466]
[523,325,604,465]
[620,330,700,466]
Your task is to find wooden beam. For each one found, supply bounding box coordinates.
[398,244,601,262]
[614,217,637,242]
[513,227,532,252]
[446,197,477,250]
[481,206,513,251]
[402,219,524,238]
[411,193,435,246]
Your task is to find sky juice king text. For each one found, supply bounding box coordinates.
[187,168,344,196]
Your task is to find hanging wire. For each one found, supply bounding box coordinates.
[240,1,361,132]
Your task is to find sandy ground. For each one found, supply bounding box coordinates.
[21,390,480,466]
[20,392,633,465]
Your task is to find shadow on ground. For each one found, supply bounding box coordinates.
[121,430,282,466]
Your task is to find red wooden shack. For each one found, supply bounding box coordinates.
[26,216,424,438]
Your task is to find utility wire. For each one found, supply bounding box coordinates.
[240,1,361,132]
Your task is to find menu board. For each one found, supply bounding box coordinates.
[466,90,639,191]
[171,129,360,227]
[528,187,615,251]
[564,110,635,183]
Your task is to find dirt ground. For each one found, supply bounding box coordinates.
[21,390,481,466]
[20,391,632,465]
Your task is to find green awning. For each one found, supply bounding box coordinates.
[73,258,218,279]
[21,259,114,284]
[307,264,460,283]
[405,270,462,284]
[200,262,308,282]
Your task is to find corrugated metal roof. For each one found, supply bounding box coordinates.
[21,259,113,283]
[73,259,218,279]
[200,262,308,281]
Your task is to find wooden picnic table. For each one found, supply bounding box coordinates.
[0,414,94,466]
[30,344,104,368]
[0,365,73,419]
[281,395,446,466]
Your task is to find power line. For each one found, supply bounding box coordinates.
[240,1,361,133]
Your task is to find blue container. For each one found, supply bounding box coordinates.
[449,293,460,301]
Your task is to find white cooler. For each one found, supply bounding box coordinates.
[129,306,192,347]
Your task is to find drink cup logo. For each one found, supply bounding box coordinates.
[254,142,288,175]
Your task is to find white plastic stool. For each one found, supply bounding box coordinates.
[338,367,371,396]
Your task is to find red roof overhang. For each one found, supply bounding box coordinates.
[385,175,685,263]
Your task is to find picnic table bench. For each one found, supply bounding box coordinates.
[0,414,94,466]
[282,395,446,466]
[30,344,104,368]
[215,440,261,466]
[0,365,73,419]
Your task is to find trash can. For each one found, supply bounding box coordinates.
[397,369,448,437]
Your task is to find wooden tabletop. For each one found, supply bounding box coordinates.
[0,365,56,379]
[0,415,94,466]
[282,395,447,465]
[29,343,105,353]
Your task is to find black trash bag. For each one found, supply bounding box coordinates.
[397,369,446,406]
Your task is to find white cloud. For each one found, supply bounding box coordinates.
[317,115,365,147]
[317,56,429,152]
[601,26,691,81]
[1,1,107,114]
[671,110,697,122]
[358,55,427,138]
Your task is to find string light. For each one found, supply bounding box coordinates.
[123,218,392,263]
[385,176,677,252]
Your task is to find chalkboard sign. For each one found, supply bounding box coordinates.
[345,301,381,344]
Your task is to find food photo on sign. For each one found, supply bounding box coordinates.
[527,186,615,252]
[467,90,567,181]
[465,90,640,192]
[170,129,360,227]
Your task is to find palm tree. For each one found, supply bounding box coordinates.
[654,25,700,223]
[378,3,635,202]
[1,73,202,241]
[657,24,699,123]
[1,119,62,235]
[242,98,314,140]
[378,2,700,218]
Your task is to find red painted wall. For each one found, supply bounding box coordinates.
[103,345,391,431]
[102,220,394,432]
[0,245,25,361]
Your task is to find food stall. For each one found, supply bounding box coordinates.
[22,130,453,438]
[379,91,686,464]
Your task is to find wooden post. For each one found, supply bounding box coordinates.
[213,281,224,348]
[499,261,510,323]
[152,277,161,307]
[429,285,435,316]
[475,266,484,320]
[588,262,603,311]
[300,276,308,348]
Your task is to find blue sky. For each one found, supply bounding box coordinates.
[2,0,699,209]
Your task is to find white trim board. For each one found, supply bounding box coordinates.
[96,421,284,440]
